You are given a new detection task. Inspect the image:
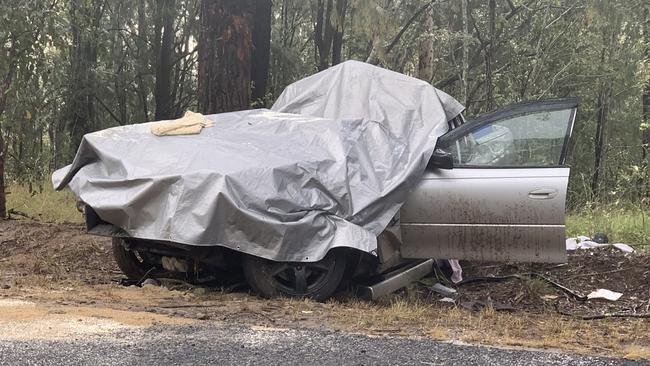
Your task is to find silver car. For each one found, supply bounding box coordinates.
[106,98,577,300]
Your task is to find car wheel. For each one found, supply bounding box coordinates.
[112,237,155,280]
[242,250,347,302]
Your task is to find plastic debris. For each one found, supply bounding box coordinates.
[587,289,623,301]
[448,259,463,283]
[439,297,455,304]
[566,236,634,253]
[431,283,457,297]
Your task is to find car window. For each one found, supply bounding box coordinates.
[447,109,572,167]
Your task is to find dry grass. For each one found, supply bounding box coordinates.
[321,295,650,359]
[6,183,82,223]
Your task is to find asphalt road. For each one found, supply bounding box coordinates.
[0,323,646,366]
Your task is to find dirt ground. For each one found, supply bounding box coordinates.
[1,219,649,359]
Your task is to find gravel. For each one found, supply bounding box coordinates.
[0,323,646,366]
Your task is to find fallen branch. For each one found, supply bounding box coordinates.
[457,272,587,301]
[555,305,650,320]
[7,208,35,220]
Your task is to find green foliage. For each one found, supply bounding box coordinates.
[1,0,649,214]
[566,205,649,245]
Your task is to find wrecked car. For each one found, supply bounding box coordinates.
[53,61,577,301]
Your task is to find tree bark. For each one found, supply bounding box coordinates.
[251,0,272,104]
[485,0,496,110]
[314,0,335,71]
[460,0,469,105]
[154,0,176,120]
[197,0,255,114]
[642,6,650,197]
[135,0,150,122]
[331,0,348,65]
[591,82,611,197]
[0,89,7,219]
[418,5,434,82]
[67,0,103,161]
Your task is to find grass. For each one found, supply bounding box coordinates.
[5,182,83,223]
[566,206,649,245]
[6,181,649,245]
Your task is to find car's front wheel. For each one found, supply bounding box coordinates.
[242,250,347,302]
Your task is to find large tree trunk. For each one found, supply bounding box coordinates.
[331,0,348,65]
[314,0,334,71]
[250,0,272,104]
[197,0,254,114]
[154,0,176,120]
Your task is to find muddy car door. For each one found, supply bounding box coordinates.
[400,98,578,263]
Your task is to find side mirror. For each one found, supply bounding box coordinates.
[428,149,454,170]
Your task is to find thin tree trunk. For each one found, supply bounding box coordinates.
[136,0,149,122]
[485,0,496,110]
[67,0,102,160]
[0,107,6,219]
[251,0,272,104]
[641,6,650,197]
[154,0,176,120]
[197,0,254,114]
[417,5,434,82]
[460,0,469,105]
[591,82,612,197]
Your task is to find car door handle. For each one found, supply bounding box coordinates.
[528,188,558,199]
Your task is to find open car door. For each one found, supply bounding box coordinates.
[400,98,577,263]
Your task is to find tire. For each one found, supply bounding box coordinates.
[242,250,347,302]
[112,237,155,280]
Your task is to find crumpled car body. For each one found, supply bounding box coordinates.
[53,61,577,300]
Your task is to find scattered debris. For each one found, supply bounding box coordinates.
[587,289,623,301]
[448,259,463,283]
[142,278,161,287]
[439,297,455,304]
[430,283,457,297]
[566,236,634,253]
[460,300,515,312]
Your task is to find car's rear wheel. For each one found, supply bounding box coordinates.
[242,250,347,302]
[112,237,155,280]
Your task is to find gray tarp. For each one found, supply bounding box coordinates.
[53,61,463,262]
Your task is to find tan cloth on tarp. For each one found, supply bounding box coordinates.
[150,111,214,136]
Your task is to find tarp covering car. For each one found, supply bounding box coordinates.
[52,60,464,262]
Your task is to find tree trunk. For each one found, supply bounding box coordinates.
[67,0,103,160]
[250,0,272,104]
[197,0,255,114]
[642,6,650,197]
[591,82,612,197]
[331,0,348,65]
[154,0,176,120]
[314,0,335,71]
[460,0,469,105]
[0,97,6,219]
[417,5,434,82]
[485,0,496,110]
[135,0,150,122]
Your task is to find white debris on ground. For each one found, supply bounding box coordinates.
[586,289,623,301]
[565,236,634,253]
